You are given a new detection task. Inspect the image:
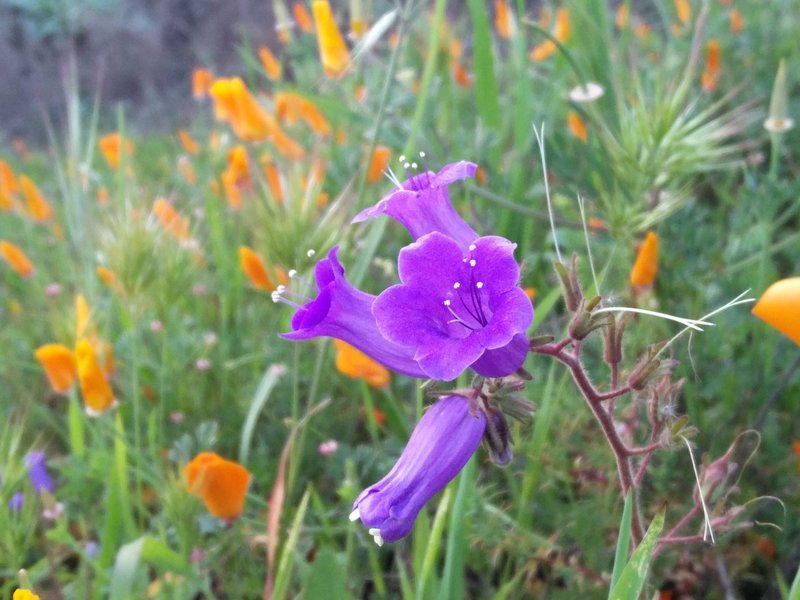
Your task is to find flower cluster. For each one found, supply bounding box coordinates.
[277,159,534,543]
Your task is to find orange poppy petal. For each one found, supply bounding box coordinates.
[752,277,800,345]
[495,1,512,39]
[629,231,659,288]
[0,240,35,278]
[259,47,283,81]
[75,339,116,415]
[367,146,391,184]
[239,246,276,291]
[312,0,350,78]
[34,344,77,393]
[567,111,588,142]
[19,175,52,222]
[184,452,251,520]
[334,339,391,389]
[292,1,314,32]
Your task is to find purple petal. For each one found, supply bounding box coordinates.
[352,162,479,249]
[396,232,465,290]
[470,333,530,377]
[8,491,24,511]
[475,288,534,350]
[352,395,485,543]
[470,236,522,293]
[373,284,446,349]
[281,247,427,379]
[415,334,484,381]
[25,451,54,494]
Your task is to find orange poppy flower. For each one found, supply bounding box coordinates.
[221,170,242,210]
[184,452,251,520]
[75,293,94,341]
[629,231,659,288]
[153,199,191,242]
[271,127,306,160]
[226,145,251,184]
[367,146,391,184]
[192,68,215,99]
[312,0,350,78]
[260,154,284,202]
[292,1,314,33]
[701,39,721,92]
[615,4,629,29]
[239,246,276,291]
[177,129,200,155]
[530,7,570,62]
[96,266,117,288]
[452,62,473,87]
[275,92,332,137]
[75,338,116,416]
[567,111,588,142]
[0,160,17,211]
[0,240,34,278]
[98,133,134,170]
[729,9,744,34]
[752,277,800,345]
[19,175,53,222]
[333,339,390,389]
[34,344,77,394]
[259,47,282,81]
[524,287,537,301]
[209,77,278,142]
[674,0,691,25]
[495,1,512,39]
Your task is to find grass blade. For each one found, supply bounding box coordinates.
[609,492,633,594]
[608,507,666,600]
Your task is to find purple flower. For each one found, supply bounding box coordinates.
[279,247,428,378]
[373,232,533,380]
[24,451,54,494]
[353,161,479,249]
[8,491,24,511]
[350,395,485,545]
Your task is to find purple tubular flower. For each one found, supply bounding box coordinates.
[8,491,24,511]
[24,451,54,494]
[373,232,534,380]
[353,161,479,249]
[280,247,428,378]
[350,395,485,544]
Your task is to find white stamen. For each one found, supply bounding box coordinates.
[411,162,418,169]
[419,151,426,158]
[349,509,361,522]
[306,249,316,258]
[443,299,451,306]
[404,162,410,169]
[368,528,381,536]
[453,282,460,289]
[469,259,476,267]
[476,281,484,289]
[271,292,280,303]
[399,155,406,163]
[468,243,476,251]
[276,285,286,294]
[373,534,384,547]
[288,269,297,278]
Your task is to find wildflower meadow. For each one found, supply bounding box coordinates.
[2,0,800,598]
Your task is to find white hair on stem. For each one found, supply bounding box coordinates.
[680,435,716,544]
[532,122,563,263]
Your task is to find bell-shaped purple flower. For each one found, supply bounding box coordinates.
[350,395,485,545]
[353,161,479,249]
[24,451,54,494]
[373,232,533,380]
[279,247,427,379]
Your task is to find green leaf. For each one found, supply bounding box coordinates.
[272,488,311,600]
[110,536,187,600]
[788,562,800,600]
[466,0,501,130]
[609,492,633,595]
[439,457,475,600]
[239,364,283,464]
[305,550,353,600]
[608,507,666,600]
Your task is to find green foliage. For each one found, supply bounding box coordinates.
[1,0,798,598]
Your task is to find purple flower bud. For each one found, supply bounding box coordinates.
[350,395,485,545]
[353,160,479,249]
[24,451,54,494]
